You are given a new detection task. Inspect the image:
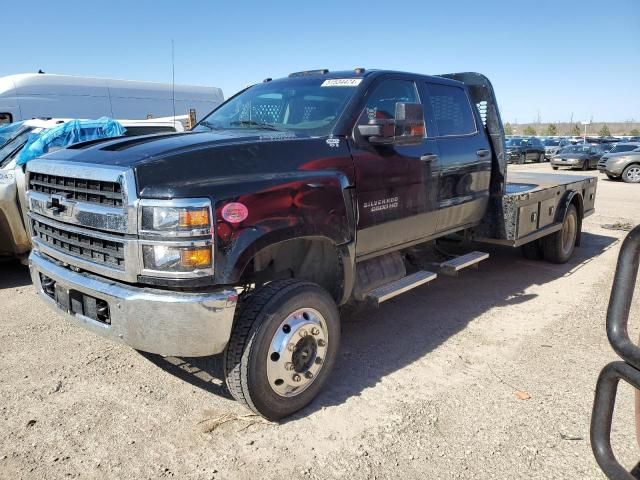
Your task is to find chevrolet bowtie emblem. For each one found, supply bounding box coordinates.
[46,193,71,214]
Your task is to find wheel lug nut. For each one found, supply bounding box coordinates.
[317,340,326,347]
[299,329,308,337]
[287,343,296,352]
[285,362,294,371]
[311,327,320,336]
[305,371,314,379]
[293,374,301,382]
[315,357,323,365]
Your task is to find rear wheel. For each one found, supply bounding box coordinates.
[224,279,340,420]
[519,153,526,165]
[622,164,640,183]
[552,166,559,170]
[539,152,545,163]
[542,204,579,264]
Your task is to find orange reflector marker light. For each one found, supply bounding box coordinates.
[179,208,210,228]
[221,202,249,224]
[180,247,212,268]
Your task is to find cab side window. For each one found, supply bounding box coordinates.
[359,79,420,123]
[426,83,476,137]
[0,113,12,125]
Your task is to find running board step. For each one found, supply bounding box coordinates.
[366,270,437,306]
[438,251,489,276]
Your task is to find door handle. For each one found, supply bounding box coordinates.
[476,149,490,158]
[420,153,438,162]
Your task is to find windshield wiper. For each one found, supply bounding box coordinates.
[229,120,279,131]
[196,120,220,131]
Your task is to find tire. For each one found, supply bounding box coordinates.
[538,152,545,163]
[519,153,526,165]
[581,160,589,171]
[552,166,559,170]
[223,279,340,420]
[521,240,544,260]
[542,204,579,264]
[622,164,640,184]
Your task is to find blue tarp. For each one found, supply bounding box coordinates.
[16,117,125,166]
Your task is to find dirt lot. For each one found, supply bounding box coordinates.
[1,163,639,480]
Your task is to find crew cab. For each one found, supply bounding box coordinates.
[25,69,597,420]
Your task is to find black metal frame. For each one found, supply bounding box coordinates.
[591,225,640,479]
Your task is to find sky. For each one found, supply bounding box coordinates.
[1,0,638,124]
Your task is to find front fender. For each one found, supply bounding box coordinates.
[213,173,354,284]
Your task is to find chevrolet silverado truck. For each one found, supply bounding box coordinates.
[25,69,597,420]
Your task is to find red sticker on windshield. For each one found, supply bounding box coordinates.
[221,202,248,223]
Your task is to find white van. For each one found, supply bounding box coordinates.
[0,73,224,125]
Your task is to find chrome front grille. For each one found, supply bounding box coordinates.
[29,172,124,207]
[32,217,126,270]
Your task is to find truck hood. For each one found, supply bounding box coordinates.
[32,129,354,199]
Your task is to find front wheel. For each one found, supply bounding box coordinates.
[622,164,640,183]
[519,153,526,165]
[581,160,589,171]
[539,152,545,163]
[224,279,340,420]
[542,204,579,263]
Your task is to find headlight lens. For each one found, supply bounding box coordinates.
[141,206,210,233]
[142,245,212,272]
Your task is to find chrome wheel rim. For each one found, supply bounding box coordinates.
[626,167,640,182]
[266,308,328,397]
[561,212,577,255]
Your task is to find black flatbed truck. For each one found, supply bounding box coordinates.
[25,68,597,419]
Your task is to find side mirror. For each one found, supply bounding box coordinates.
[357,102,425,146]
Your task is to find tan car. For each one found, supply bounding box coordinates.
[0,117,184,260]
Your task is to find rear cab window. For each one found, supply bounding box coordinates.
[425,82,477,137]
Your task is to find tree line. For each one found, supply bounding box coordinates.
[504,122,640,137]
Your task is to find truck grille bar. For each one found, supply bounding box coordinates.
[31,217,126,270]
[29,172,124,207]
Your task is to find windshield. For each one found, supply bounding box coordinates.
[0,126,35,168]
[506,138,526,146]
[544,139,560,146]
[561,145,590,154]
[0,121,25,147]
[608,144,640,154]
[194,78,359,136]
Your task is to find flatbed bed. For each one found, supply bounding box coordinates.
[476,171,597,247]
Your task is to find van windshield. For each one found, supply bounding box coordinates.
[194,78,360,136]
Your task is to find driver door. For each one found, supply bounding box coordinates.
[350,76,440,258]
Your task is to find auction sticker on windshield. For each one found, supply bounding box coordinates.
[321,79,362,87]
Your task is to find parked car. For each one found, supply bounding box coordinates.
[0,73,224,125]
[550,144,607,170]
[544,138,571,160]
[0,117,184,259]
[597,142,640,182]
[506,137,545,163]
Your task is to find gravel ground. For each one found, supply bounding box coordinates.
[1,163,639,479]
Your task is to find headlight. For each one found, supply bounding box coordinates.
[141,204,211,235]
[138,198,214,278]
[142,245,212,272]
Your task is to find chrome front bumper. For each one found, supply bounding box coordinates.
[29,250,238,357]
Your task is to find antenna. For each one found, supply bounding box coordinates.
[171,39,176,125]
